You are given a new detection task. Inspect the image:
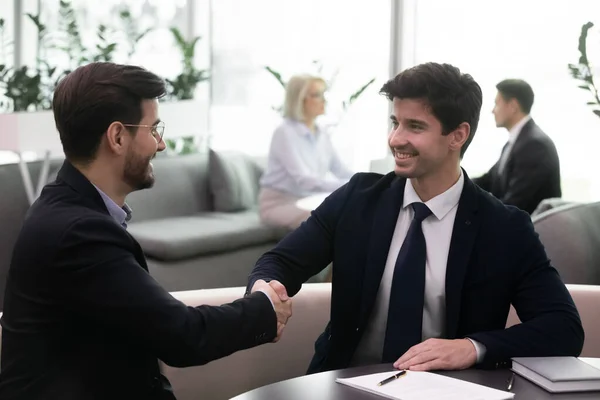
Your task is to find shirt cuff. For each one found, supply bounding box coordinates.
[256,289,275,310]
[467,338,487,364]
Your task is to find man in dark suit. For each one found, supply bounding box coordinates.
[0,62,292,400]
[473,79,561,214]
[247,63,583,374]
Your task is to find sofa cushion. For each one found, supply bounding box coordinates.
[208,149,263,212]
[127,211,283,261]
[126,153,212,222]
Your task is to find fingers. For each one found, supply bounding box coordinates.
[407,360,440,371]
[396,349,435,370]
[394,342,425,369]
[274,322,285,342]
[269,280,289,301]
[278,297,293,323]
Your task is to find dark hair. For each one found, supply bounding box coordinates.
[496,79,534,114]
[380,62,482,157]
[52,62,167,163]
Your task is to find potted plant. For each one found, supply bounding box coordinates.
[161,26,210,154]
[264,60,376,119]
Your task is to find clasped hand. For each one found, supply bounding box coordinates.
[251,280,292,342]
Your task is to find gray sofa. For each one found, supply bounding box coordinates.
[0,150,298,310]
[531,201,600,285]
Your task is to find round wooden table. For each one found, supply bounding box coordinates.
[231,363,600,399]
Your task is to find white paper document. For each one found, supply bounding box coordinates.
[336,370,515,400]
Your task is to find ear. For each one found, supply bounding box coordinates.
[509,98,521,113]
[105,122,130,156]
[448,122,470,153]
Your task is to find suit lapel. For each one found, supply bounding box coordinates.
[445,171,480,338]
[358,177,406,324]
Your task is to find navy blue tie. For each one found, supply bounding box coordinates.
[382,202,432,362]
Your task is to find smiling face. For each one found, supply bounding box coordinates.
[388,97,460,180]
[122,99,166,191]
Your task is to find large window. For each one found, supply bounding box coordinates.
[408,0,600,201]
[0,0,209,164]
[207,0,391,171]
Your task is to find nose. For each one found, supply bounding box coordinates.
[388,126,408,147]
[157,138,167,152]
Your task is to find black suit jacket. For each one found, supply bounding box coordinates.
[248,170,583,373]
[0,161,276,400]
[474,119,561,214]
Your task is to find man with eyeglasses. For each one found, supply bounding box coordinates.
[0,62,292,400]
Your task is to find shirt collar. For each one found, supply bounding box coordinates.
[285,118,321,137]
[93,185,132,228]
[402,170,465,221]
[508,115,531,144]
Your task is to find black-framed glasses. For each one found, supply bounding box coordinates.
[123,121,165,143]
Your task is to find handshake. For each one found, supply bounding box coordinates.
[252,279,293,342]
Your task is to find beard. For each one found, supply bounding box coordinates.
[123,149,155,191]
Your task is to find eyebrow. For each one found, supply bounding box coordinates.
[152,119,161,126]
[389,115,429,127]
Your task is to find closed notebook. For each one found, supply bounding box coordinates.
[511,357,600,393]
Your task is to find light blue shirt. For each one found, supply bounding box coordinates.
[260,118,354,197]
[94,186,132,229]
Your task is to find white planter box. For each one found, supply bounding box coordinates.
[0,110,63,156]
[0,99,208,156]
[159,99,209,144]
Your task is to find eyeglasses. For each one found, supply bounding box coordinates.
[307,92,326,100]
[123,121,165,142]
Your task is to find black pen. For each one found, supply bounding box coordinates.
[377,370,407,386]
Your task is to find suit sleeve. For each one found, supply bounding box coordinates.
[467,211,584,368]
[501,143,554,209]
[56,218,277,368]
[247,174,360,297]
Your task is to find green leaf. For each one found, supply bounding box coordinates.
[170,27,187,50]
[578,85,591,91]
[265,66,286,88]
[593,110,600,118]
[346,78,376,106]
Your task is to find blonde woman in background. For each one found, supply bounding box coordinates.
[259,74,354,230]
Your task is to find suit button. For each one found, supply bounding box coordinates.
[151,377,159,388]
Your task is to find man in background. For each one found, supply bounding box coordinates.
[474,79,561,214]
[0,62,291,400]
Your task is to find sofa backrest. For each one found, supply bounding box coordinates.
[532,202,600,285]
[126,152,213,222]
[1,284,598,397]
[163,283,331,400]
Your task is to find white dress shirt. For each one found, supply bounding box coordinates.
[352,170,486,365]
[498,115,531,174]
